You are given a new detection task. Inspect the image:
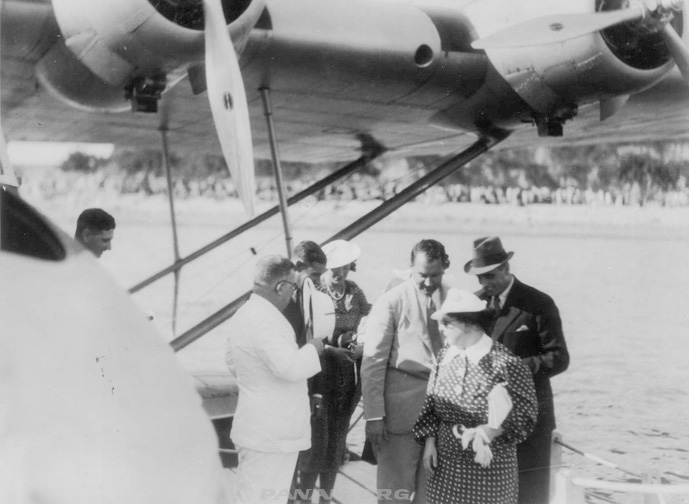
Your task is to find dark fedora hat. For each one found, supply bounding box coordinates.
[464,236,514,275]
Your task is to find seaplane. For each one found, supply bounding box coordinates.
[1,0,688,502]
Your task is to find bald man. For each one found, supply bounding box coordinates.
[226,255,326,504]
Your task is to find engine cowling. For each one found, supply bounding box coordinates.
[463,0,685,131]
[37,0,261,112]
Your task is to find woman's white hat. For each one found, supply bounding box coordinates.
[322,240,361,269]
[431,288,487,320]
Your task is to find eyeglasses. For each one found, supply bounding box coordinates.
[276,280,298,291]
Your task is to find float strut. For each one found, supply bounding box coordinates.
[170,134,506,352]
[260,87,293,258]
[161,128,182,336]
[128,149,380,294]
[325,135,506,242]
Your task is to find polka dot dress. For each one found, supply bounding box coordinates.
[413,341,537,504]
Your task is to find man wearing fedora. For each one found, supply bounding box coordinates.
[465,236,569,504]
[362,239,451,504]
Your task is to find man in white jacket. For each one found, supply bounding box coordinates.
[226,255,325,503]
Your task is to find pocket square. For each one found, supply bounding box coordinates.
[515,325,529,332]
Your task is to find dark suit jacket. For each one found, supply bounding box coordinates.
[478,277,569,433]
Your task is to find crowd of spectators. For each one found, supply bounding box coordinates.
[17,166,689,208]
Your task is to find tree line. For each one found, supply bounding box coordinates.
[54,142,689,206]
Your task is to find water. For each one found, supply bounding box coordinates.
[61,200,689,503]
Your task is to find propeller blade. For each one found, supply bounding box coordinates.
[472,8,644,49]
[662,23,689,83]
[229,0,267,48]
[203,0,256,217]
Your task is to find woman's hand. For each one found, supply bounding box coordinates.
[423,437,438,477]
[477,424,503,443]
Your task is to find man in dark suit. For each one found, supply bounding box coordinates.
[465,236,569,504]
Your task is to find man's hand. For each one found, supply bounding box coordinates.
[325,345,355,365]
[310,395,323,418]
[309,337,325,356]
[350,343,364,360]
[365,419,389,447]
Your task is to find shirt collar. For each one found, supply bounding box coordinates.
[413,281,442,307]
[441,334,493,366]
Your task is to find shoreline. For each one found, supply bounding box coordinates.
[25,193,689,239]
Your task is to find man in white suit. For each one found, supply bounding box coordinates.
[226,255,325,503]
[361,239,451,504]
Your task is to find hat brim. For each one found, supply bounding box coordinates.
[326,243,361,269]
[431,308,488,320]
[463,251,514,275]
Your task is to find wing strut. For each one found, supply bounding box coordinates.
[160,128,182,337]
[260,87,293,258]
[169,132,509,352]
[129,145,383,295]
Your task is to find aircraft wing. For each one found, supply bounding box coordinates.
[4,0,689,165]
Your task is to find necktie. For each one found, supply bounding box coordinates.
[487,296,501,334]
[491,295,501,313]
[426,296,442,356]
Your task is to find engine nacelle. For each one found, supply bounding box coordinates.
[464,0,683,130]
[40,0,261,112]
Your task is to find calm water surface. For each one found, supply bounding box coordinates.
[100,211,689,503]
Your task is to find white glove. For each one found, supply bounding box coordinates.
[471,428,493,467]
[456,425,493,468]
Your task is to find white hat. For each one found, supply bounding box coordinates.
[431,288,487,320]
[322,240,361,269]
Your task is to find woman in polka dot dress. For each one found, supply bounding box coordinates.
[413,289,537,504]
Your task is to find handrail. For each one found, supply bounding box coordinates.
[571,479,689,494]
[554,438,641,477]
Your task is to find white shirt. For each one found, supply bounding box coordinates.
[226,294,321,453]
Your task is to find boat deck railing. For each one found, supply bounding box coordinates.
[550,432,689,504]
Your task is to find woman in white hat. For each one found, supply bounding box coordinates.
[412,289,537,504]
[292,239,371,503]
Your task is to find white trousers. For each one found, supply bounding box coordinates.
[234,446,299,504]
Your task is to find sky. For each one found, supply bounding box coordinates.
[8,141,114,168]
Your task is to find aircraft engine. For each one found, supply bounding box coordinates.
[465,0,686,135]
[37,0,258,112]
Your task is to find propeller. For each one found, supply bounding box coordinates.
[662,21,689,80]
[203,0,258,217]
[472,0,689,83]
[471,8,645,49]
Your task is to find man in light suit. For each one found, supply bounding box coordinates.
[361,239,450,504]
[465,236,569,504]
[226,255,325,504]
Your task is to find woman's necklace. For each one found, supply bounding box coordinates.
[327,283,345,301]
